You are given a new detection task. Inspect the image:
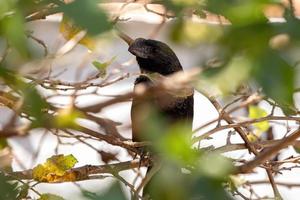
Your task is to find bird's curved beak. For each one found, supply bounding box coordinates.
[118,30,134,46]
[116,30,149,58]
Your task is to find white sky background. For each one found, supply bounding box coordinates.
[0,7,300,199]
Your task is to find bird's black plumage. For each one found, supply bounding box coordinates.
[129,38,194,140]
[129,38,194,198]
[129,38,183,75]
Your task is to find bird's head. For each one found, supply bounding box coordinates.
[128,38,183,75]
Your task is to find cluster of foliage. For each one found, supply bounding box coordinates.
[0,0,299,200]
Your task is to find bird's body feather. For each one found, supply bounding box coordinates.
[131,74,194,142]
[128,38,194,199]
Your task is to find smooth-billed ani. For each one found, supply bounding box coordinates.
[128,38,194,198]
[129,38,194,140]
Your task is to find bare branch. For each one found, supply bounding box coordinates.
[237,129,300,174]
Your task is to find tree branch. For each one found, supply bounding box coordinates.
[9,159,150,183]
[237,129,300,174]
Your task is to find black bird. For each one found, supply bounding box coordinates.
[129,38,194,140]
[128,38,194,198]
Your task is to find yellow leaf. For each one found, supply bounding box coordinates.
[33,154,78,182]
[248,105,270,141]
[249,105,270,132]
[59,15,95,50]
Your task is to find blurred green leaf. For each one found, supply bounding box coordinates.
[294,146,300,154]
[161,0,204,14]
[252,50,295,114]
[99,182,126,200]
[0,173,19,200]
[221,22,272,56]
[198,152,233,179]
[92,56,116,78]
[16,0,49,16]
[38,193,65,200]
[198,55,251,95]
[16,184,29,200]
[171,19,223,46]
[158,123,196,165]
[279,17,300,39]
[145,163,190,200]
[57,0,112,36]
[55,107,83,128]
[22,83,50,125]
[204,0,269,25]
[0,0,29,58]
[145,162,233,200]
[0,67,50,126]
[0,139,8,150]
[191,175,233,200]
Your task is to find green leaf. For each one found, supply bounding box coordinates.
[0,173,19,200]
[198,152,233,179]
[0,139,8,150]
[16,184,29,200]
[252,50,295,114]
[57,0,112,36]
[33,154,78,182]
[16,0,48,16]
[55,107,83,128]
[0,67,50,126]
[0,0,29,58]
[198,55,251,95]
[92,56,116,78]
[161,0,204,14]
[145,162,233,200]
[38,193,65,200]
[204,0,268,25]
[294,146,300,154]
[22,83,50,126]
[170,19,223,46]
[191,176,233,200]
[158,123,196,165]
[145,164,188,200]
